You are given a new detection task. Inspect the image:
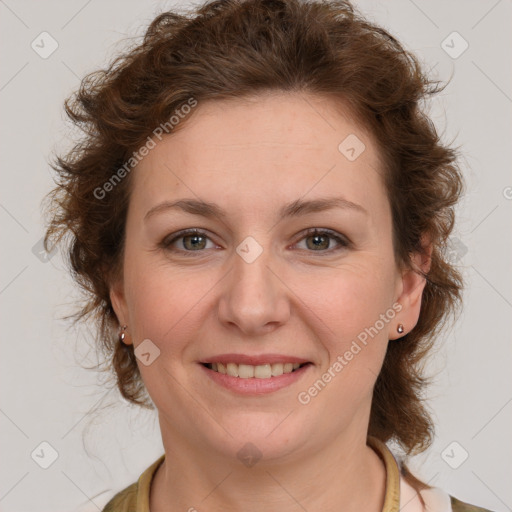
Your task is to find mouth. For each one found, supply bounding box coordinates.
[201,361,311,379]
[199,356,313,394]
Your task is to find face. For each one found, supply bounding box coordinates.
[110,92,427,465]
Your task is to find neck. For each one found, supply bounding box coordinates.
[150,427,387,512]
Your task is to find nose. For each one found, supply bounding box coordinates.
[217,241,291,337]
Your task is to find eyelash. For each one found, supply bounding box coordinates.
[160,228,350,257]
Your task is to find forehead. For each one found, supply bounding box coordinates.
[129,92,387,220]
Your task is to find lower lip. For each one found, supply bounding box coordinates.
[200,363,312,395]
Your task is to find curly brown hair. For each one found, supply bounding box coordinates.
[44,0,463,486]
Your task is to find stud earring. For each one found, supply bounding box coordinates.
[397,324,404,334]
[119,325,128,344]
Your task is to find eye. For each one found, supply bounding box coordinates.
[160,229,217,255]
[293,228,350,254]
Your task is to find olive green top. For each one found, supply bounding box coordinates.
[102,436,494,511]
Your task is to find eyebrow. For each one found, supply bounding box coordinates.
[144,196,367,222]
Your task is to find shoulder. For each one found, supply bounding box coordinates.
[395,450,495,512]
[101,482,138,512]
[450,494,497,512]
[100,454,165,512]
[400,467,495,512]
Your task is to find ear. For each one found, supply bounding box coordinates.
[390,234,432,340]
[109,277,132,345]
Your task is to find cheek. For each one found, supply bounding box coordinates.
[291,261,396,404]
[294,263,396,341]
[292,270,393,417]
[123,255,216,349]
[123,264,208,394]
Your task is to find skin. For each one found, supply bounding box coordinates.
[110,91,430,512]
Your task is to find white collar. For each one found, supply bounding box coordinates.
[400,473,453,512]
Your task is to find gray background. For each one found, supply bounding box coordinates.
[0,1,510,511]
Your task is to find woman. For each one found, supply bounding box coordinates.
[44,0,493,510]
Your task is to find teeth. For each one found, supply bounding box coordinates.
[226,363,239,377]
[238,364,255,378]
[271,363,284,376]
[208,362,304,379]
[254,364,272,379]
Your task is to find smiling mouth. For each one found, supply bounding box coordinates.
[202,362,310,379]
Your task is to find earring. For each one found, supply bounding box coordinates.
[119,325,128,344]
[397,324,404,334]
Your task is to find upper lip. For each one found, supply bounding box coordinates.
[200,354,311,366]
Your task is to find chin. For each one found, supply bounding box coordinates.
[200,413,310,465]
